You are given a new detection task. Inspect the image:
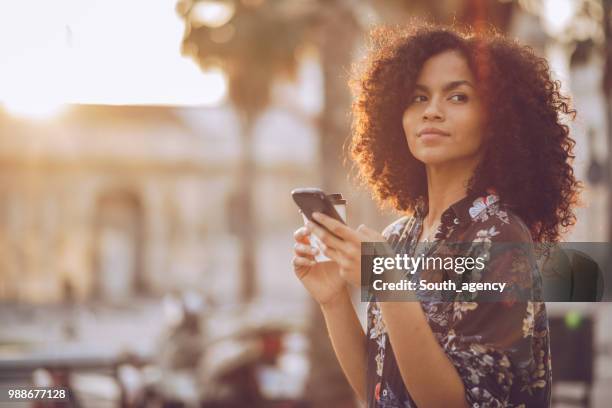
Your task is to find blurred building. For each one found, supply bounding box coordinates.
[0,103,319,305]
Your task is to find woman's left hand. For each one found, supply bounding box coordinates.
[306,211,386,287]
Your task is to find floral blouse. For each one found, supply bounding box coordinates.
[366,189,551,407]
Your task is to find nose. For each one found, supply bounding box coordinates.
[422,97,444,121]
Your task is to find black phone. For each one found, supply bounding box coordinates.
[291,187,346,237]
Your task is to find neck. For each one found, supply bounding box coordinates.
[423,157,481,229]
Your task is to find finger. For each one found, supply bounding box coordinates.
[318,241,343,264]
[294,226,312,245]
[292,256,315,278]
[292,255,315,268]
[357,224,386,242]
[294,242,318,258]
[311,212,361,243]
[306,220,352,254]
[314,238,353,265]
[320,244,354,277]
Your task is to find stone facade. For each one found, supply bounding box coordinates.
[0,104,319,304]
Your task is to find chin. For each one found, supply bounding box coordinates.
[412,145,483,165]
[413,152,453,165]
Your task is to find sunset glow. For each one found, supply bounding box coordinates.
[0,0,228,120]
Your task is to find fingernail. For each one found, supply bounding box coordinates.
[312,212,320,220]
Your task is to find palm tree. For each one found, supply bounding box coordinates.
[177,0,378,299]
[176,3,366,406]
[177,0,316,301]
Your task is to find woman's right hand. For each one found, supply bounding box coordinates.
[292,226,347,307]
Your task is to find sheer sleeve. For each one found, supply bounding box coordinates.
[381,216,411,245]
[442,216,549,407]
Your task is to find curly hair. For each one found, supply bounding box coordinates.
[347,22,582,243]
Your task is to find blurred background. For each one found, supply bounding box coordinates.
[0,0,610,407]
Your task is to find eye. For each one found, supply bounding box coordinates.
[449,94,468,102]
[411,95,427,103]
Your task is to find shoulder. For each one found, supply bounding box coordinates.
[465,193,533,244]
[451,193,543,301]
[381,215,411,241]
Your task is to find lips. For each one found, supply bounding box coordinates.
[417,127,450,138]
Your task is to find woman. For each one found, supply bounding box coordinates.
[292,23,581,407]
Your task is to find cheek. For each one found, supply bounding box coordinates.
[403,117,419,154]
[402,110,418,140]
[453,133,483,157]
[401,111,410,133]
[456,111,485,149]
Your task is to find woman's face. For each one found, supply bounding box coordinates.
[402,50,485,166]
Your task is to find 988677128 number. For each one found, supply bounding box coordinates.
[6,388,67,401]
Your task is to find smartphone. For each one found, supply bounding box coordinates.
[291,188,346,238]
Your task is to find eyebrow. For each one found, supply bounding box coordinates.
[414,80,475,93]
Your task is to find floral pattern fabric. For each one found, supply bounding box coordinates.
[365,189,552,407]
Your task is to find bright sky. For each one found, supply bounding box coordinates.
[0,0,228,118]
[0,0,580,121]
[542,0,575,36]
